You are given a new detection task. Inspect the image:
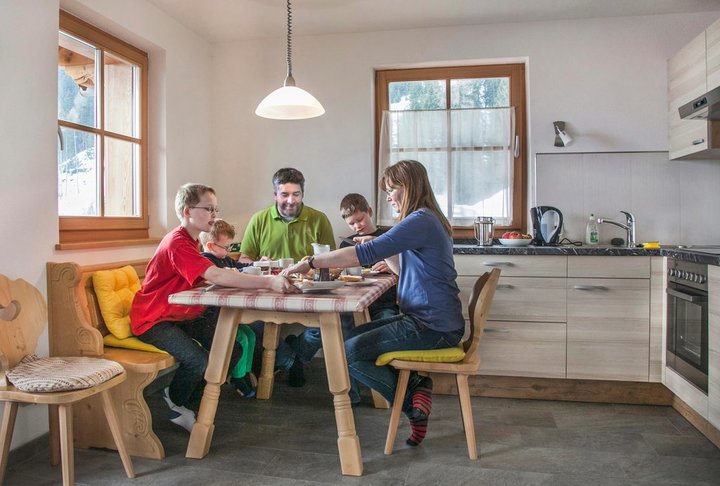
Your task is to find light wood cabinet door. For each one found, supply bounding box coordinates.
[707,17,720,91]
[455,254,566,277]
[457,276,566,322]
[567,278,650,381]
[479,321,566,379]
[668,29,720,159]
[568,256,649,279]
[709,265,720,429]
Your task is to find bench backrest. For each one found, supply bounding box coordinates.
[47,260,148,357]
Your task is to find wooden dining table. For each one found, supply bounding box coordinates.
[168,274,396,476]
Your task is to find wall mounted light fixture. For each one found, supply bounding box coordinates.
[255,0,325,120]
[553,121,573,147]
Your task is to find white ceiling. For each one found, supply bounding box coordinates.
[146,0,720,43]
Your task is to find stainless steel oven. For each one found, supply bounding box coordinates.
[666,259,708,393]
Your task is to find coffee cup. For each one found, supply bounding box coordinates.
[279,258,294,269]
[346,266,363,276]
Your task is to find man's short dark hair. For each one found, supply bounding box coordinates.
[273,168,305,193]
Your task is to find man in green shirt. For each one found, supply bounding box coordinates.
[240,168,336,386]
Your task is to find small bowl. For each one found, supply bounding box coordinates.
[498,238,533,247]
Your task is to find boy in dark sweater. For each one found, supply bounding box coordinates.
[199,219,256,397]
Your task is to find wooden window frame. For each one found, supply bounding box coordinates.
[58,10,149,245]
[375,64,527,237]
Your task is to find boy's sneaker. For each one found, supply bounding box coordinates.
[162,387,177,409]
[168,406,196,432]
[163,387,196,432]
[230,375,256,398]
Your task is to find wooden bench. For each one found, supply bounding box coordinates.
[46,260,177,460]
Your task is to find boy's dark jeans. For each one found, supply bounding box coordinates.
[137,313,241,411]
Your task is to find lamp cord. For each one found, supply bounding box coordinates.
[286,0,293,78]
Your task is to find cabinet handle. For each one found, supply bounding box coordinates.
[484,328,510,333]
[692,138,705,145]
[667,287,707,303]
[482,261,514,267]
[496,284,514,290]
[573,284,608,291]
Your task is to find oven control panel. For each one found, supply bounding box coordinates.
[667,259,708,291]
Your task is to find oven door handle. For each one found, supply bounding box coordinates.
[667,287,707,303]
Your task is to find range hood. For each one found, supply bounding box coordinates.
[679,85,720,120]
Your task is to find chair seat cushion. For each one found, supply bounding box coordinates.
[6,354,124,393]
[103,334,168,354]
[375,345,465,366]
[92,266,141,340]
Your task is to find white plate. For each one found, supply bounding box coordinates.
[498,238,533,247]
[294,281,344,292]
[343,279,376,287]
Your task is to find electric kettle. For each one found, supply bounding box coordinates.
[530,206,563,246]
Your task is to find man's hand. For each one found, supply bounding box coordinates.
[354,235,376,244]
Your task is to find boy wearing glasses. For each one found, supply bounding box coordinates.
[130,184,296,432]
[199,219,256,398]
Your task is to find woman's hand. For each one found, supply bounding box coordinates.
[268,275,299,293]
[281,259,311,277]
[372,261,391,273]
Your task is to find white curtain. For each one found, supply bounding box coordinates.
[377,107,516,227]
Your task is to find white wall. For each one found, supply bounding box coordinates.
[0,0,212,450]
[536,153,720,245]
[212,13,720,240]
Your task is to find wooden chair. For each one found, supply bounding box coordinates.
[378,268,500,459]
[0,274,134,485]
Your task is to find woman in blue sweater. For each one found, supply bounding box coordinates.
[283,160,464,447]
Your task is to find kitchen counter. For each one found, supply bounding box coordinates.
[453,243,720,266]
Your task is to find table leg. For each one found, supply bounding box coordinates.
[256,321,279,400]
[352,311,390,410]
[186,307,240,459]
[319,313,363,476]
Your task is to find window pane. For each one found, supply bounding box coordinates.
[389,80,446,110]
[391,110,448,148]
[58,127,99,216]
[452,151,513,224]
[58,33,97,127]
[104,52,139,137]
[104,137,140,217]
[450,78,509,109]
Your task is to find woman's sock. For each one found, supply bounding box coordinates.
[406,377,432,446]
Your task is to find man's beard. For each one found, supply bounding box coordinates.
[279,203,300,219]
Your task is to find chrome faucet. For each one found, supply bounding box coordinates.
[597,211,636,248]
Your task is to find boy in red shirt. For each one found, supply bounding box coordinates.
[130,183,296,431]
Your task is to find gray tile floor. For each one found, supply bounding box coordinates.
[5,361,720,485]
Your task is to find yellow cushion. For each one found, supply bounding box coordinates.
[103,334,168,354]
[92,266,141,340]
[375,345,465,366]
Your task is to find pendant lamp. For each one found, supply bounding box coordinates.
[255,0,325,120]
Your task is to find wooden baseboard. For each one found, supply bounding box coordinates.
[671,395,720,449]
[432,374,674,405]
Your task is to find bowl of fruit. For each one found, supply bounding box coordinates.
[498,231,533,246]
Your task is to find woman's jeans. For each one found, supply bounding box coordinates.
[138,312,241,411]
[344,313,463,414]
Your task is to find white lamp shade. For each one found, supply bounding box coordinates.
[255,85,325,120]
